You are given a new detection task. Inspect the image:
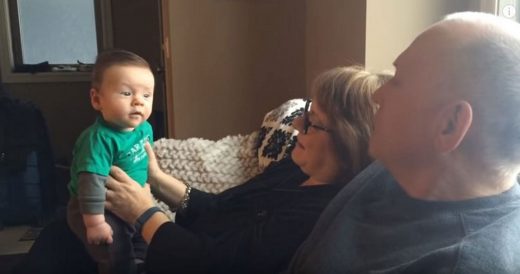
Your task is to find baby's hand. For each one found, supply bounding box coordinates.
[86,221,113,245]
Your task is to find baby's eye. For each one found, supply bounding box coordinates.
[144,93,152,99]
[120,91,132,96]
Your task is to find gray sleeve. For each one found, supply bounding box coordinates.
[77,172,107,214]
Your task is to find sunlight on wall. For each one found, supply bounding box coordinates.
[365,0,497,71]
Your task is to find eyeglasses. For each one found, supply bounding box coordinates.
[302,99,332,134]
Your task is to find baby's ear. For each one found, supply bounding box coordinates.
[90,88,102,111]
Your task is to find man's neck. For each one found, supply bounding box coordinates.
[389,161,518,201]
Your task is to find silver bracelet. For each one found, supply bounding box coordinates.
[175,184,192,213]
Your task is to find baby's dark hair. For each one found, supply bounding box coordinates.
[91,49,151,89]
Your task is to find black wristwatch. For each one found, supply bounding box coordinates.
[134,206,163,233]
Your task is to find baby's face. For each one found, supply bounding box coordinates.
[91,65,155,131]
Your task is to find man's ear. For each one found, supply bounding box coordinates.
[434,100,472,153]
[90,88,102,111]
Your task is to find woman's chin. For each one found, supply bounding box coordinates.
[291,147,304,167]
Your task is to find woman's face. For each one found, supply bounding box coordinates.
[291,100,341,184]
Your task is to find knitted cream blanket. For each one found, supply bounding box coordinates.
[152,132,262,218]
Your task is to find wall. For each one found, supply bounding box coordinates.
[168,0,306,140]
[167,0,497,139]
[305,0,366,92]
[365,0,496,71]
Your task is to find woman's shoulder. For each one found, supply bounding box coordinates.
[217,158,304,197]
[257,157,306,178]
[263,157,299,173]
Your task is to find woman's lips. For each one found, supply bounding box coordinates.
[296,141,304,149]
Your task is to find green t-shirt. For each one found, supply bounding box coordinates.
[68,117,153,196]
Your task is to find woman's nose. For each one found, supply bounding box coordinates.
[292,116,304,132]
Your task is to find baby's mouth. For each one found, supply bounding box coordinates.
[130,111,143,118]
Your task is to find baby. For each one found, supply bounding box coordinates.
[67,49,154,274]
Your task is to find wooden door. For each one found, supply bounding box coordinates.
[110,0,168,139]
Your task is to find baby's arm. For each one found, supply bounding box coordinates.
[83,214,113,245]
[78,172,113,245]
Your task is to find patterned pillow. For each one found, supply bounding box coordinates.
[257,98,306,170]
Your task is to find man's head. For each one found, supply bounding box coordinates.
[90,49,155,131]
[369,12,520,176]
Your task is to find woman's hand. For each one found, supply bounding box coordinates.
[143,142,188,207]
[105,166,155,225]
[145,142,164,183]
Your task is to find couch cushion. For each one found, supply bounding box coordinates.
[257,99,306,170]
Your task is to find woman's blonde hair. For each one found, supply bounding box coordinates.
[311,65,392,181]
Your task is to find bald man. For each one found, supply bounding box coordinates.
[287,12,520,274]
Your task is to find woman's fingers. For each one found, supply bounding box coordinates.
[144,142,156,162]
[144,142,161,176]
[105,189,114,208]
[105,176,119,191]
[105,199,112,210]
[105,188,122,213]
[105,164,156,224]
[144,183,151,193]
[109,165,132,183]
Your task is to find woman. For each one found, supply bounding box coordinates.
[105,66,392,274]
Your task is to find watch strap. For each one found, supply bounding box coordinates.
[134,206,163,233]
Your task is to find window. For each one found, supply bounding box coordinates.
[0,0,112,83]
